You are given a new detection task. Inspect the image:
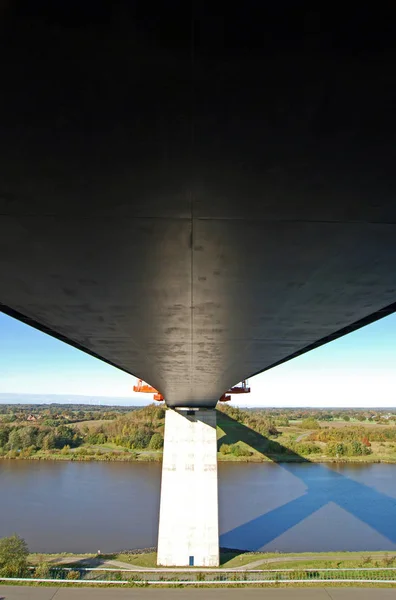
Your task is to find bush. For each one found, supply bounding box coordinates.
[231,444,252,457]
[219,443,232,455]
[148,433,163,450]
[382,554,395,567]
[75,447,88,456]
[0,534,29,577]
[296,442,321,455]
[327,442,347,457]
[35,562,50,578]
[349,441,372,456]
[19,446,35,458]
[66,569,81,580]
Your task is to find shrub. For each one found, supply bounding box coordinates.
[296,443,321,455]
[75,447,88,457]
[66,570,80,580]
[35,562,50,578]
[349,441,371,456]
[0,534,29,577]
[231,444,252,457]
[219,444,232,455]
[327,442,346,457]
[149,433,163,450]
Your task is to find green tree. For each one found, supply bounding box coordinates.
[0,534,29,577]
[8,429,21,451]
[0,427,10,448]
[148,433,163,450]
[350,441,364,456]
[55,425,81,448]
[157,408,166,420]
[130,428,152,449]
[19,426,38,449]
[42,432,56,451]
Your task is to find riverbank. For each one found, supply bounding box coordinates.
[2,404,396,465]
[1,547,395,591]
[28,549,396,571]
[2,451,396,464]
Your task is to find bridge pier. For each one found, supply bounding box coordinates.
[157,407,219,567]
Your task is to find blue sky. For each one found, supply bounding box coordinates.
[0,311,395,407]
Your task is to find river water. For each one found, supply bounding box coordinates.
[1,460,396,553]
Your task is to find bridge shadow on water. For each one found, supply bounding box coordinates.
[217,411,396,552]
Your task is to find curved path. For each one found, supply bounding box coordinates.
[51,553,395,572]
[234,553,394,570]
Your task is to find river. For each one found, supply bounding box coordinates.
[1,460,396,553]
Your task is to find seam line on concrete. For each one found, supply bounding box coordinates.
[5,213,396,225]
[49,588,61,600]
[324,588,334,599]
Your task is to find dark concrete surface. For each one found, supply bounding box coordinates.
[1,586,396,599]
[1,4,396,406]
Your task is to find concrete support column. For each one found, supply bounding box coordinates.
[157,407,219,567]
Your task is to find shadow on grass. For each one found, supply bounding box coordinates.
[54,554,118,569]
[217,410,396,555]
[217,409,309,462]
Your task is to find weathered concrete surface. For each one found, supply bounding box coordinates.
[157,409,219,566]
[1,5,396,406]
[1,585,395,599]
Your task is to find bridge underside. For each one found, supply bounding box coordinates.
[1,4,396,407]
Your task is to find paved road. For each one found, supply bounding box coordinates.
[1,586,396,599]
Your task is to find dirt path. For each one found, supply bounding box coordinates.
[295,431,312,443]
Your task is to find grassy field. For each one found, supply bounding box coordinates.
[29,549,396,571]
[216,411,396,464]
